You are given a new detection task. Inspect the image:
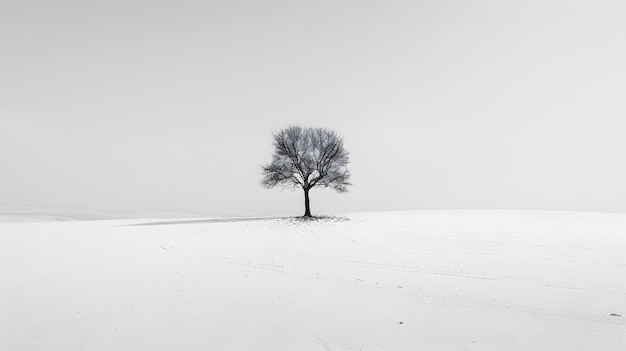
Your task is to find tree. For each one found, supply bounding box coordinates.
[261,126,351,217]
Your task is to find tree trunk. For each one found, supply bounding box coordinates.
[303,187,312,217]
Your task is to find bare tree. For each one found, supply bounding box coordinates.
[261,126,351,217]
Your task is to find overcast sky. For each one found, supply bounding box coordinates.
[1,0,626,217]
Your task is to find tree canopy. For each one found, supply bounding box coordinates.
[261,126,351,217]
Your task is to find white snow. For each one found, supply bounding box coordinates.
[1,210,625,350]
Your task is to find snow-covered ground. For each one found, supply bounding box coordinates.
[1,210,625,350]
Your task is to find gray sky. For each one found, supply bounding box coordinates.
[2,0,626,217]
